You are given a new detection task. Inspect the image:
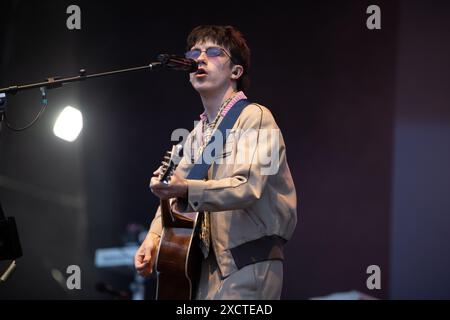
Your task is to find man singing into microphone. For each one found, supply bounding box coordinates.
[135,25,297,300]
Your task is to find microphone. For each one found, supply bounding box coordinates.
[157,54,198,73]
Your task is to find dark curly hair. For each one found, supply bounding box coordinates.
[186,25,251,91]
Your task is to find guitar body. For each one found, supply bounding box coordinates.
[155,199,203,300]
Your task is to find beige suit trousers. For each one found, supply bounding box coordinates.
[195,251,283,300]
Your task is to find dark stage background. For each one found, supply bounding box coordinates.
[1,0,449,299]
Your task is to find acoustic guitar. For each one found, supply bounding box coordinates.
[155,145,203,300]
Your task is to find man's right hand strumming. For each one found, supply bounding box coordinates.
[134,232,160,277]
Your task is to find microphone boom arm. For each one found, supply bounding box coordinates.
[0,61,163,97]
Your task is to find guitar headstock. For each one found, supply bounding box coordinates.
[159,144,183,184]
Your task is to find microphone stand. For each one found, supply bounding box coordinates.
[0,60,163,281]
[0,61,163,96]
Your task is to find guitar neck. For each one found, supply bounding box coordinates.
[160,199,173,228]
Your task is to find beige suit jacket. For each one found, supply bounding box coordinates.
[150,103,297,278]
